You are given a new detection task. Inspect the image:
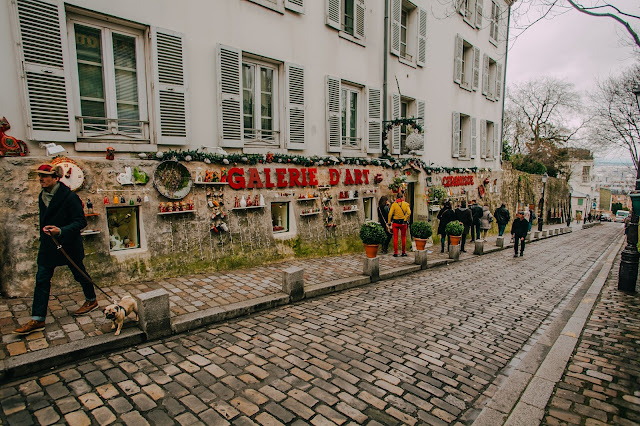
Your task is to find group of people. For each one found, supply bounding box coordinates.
[436,200,504,253]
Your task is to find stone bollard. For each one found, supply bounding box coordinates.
[449,245,460,260]
[496,236,505,248]
[474,240,484,255]
[541,230,548,237]
[363,257,380,282]
[560,228,565,234]
[414,250,428,270]
[136,289,171,340]
[556,229,560,235]
[282,267,305,302]
[526,232,532,242]
[534,231,540,239]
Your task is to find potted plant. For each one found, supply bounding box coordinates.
[429,186,447,204]
[445,220,464,246]
[410,221,433,251]
[359,222,387,258]
[389,175,407,194]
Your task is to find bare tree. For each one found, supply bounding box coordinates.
[589,65,640,172]
[511,0,640,51]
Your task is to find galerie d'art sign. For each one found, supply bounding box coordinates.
[226,167,371,190]
[442,175,474,187]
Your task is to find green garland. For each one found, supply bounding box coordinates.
[146,149,490,175]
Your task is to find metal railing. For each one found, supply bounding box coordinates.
[76,116,150,142]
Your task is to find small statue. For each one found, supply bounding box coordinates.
[136,195,142,203]
[159,202,165,212]
[129,198,134,205]
[104,196,109,205]
[188,199,194,210]
[113,195,119,204]
[106,146,115,160]
[119,195,125,204]
[254,195,259,206]
[234,196,240,208]
[246,196,253,207]
[86,199,93,214]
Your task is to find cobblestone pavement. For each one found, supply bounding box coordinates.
[0,224,622,425]
[543,251,640,426]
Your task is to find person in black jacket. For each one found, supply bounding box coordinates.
[377,196,392,254]
[511,211,529,258]
[13,164,98,335]
[494,203,511,236]
[437,201,455,253]
[470,200,483,241]
[455,201,473,252]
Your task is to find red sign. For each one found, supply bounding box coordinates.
[442,175,474,187]
[227,167,370,190]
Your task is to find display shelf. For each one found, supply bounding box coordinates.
[195,181,229,185]
[337,198,359,202]
[157,210,196,215]
[85,213,99,217]
[300,212,321,217]
[296,197,319,202]
[342,209,359,213]
[232,205,265,211]
[81,230,101,236]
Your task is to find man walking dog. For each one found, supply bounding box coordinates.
[13,164,98,335]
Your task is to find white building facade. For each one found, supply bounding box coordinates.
[2,0,510,166]
[567,158,597,221]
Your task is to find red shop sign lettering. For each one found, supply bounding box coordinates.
[442,175,474,187]
[227,167,370,190]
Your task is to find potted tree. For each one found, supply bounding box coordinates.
[410,221,433,251]
[359,222,387,258]
[445,220,464,246]
[389,175,407,194]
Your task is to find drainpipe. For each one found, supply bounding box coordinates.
[499,1,512,169]
[383,0,389,125]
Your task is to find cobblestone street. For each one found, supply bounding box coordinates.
[0,224,631,425]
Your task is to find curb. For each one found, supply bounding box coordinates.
[0,225,581,383]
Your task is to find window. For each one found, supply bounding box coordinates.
[482,55,503,101]
[481,120,497,159]
[452,112,477,159]
[390,1,426,67]
[391,94,424,155]
[326,0,365,44]
[271,202,290,233]
[363,197,373,221]
[454,35,479,91]
[489,1,500,44]
[242,59,278,144]
[69,16,149,141]
[583,166,591,183]
[578,199,584,206]
[341,85,361,149]
[459,0,482,29]
[400,101,409,151]
[107,206,140,251]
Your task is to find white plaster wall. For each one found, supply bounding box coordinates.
[0,0,509,168]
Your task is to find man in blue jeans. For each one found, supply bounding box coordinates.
[494,203,511,236]
[13,164,98,335]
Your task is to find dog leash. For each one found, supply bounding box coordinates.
[50,234,118,305]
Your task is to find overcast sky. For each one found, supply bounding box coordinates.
[505,0,639,163]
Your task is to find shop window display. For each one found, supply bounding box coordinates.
[271,202,289,233]
[363,197,373,221]
[107,206,140,251]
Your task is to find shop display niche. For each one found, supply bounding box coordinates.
[363,197,373,221]
[107,206,140,251]
[271,202,289,233]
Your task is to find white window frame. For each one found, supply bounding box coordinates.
[245,0,285,14]
[67,14,150,143]
[489,1,499,45]
[461,42,473,88]
[488,57,497,99]
[459,0,482,29]
[242,56,281,147]
[341,82,363,151]
[326,0,366,46]
[459,113,471,159]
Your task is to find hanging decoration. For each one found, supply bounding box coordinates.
[144,149,488,175]
[381,118,423,156]
[0,117,28,157]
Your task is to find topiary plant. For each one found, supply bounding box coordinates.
[445,220,464,236]
[359,222,387,245]
[410,221,433,239]
[429,186,447,203]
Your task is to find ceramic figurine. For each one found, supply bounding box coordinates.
[159,202,165,212]
[143,195,149,202]
[234,196,240,208]
[259,194,265,206]
[104,196,109,204]
[208,199,214,208]
[354,190,358,198]
[246,196,253,207]
[219,222,229,232]
[254,195,259,206]
[240,195,247,208]
[119,195,125,203]
[137,195,142,203]
[86,199,93,214]
[129,198,134,205]
[113,195,119,204]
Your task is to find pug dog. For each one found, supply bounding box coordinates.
[103,296,138,336]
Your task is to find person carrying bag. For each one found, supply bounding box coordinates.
[388,193,411,257]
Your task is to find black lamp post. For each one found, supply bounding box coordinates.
[538,173,548,232]
[618,86,640,293]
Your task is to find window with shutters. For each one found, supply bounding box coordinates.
[458,113,471,158]
[390,1,426,67]
[484,120,495,159]
[487,57,496,98]
[458,0,482,30]
[245,0,284,13]
[582,166,591,183]
[461,42,473,88]
[68,15,149,142]
[454,35,478,91]
[242,57,279,146]
[489,1,500,45]
[326,0,365,45]
[341,83,362,150]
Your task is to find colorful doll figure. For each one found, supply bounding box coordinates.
[113,195,119,204]
[104,196,109,204]
[86,199,93,214]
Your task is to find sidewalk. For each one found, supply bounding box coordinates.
[0,223,579,378]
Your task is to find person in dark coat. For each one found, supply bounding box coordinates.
[377,196,392,254]
[511,211,529,258]
[13,164,98,335]
[455,200,473,252]
[470,200,483,241]
[437,201,455,253]
[494,203,511,236]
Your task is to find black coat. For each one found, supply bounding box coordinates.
[38,182,87,267]
[378,204,392,235]
[471,205,483,225]
[455,207,473,229]
[511,217,529,238]
[494,206,511,225]
[437,208,456,235]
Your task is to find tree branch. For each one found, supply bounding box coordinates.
[565,0,640,49]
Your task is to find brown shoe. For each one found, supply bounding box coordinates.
[13,320,45,335]
[74,300,98,316]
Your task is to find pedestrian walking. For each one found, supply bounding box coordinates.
[470,199,483,241]
[13,164,98,335]
[494,203,510,236]
[437,201,455,253]
[479,205,493,241]
[511,211,529,258]
[455,200,473,252]
[388,192,411,257]
[377,196,392,254]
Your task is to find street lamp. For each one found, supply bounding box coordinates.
[618,86,640,292]
[538,173,548,232]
